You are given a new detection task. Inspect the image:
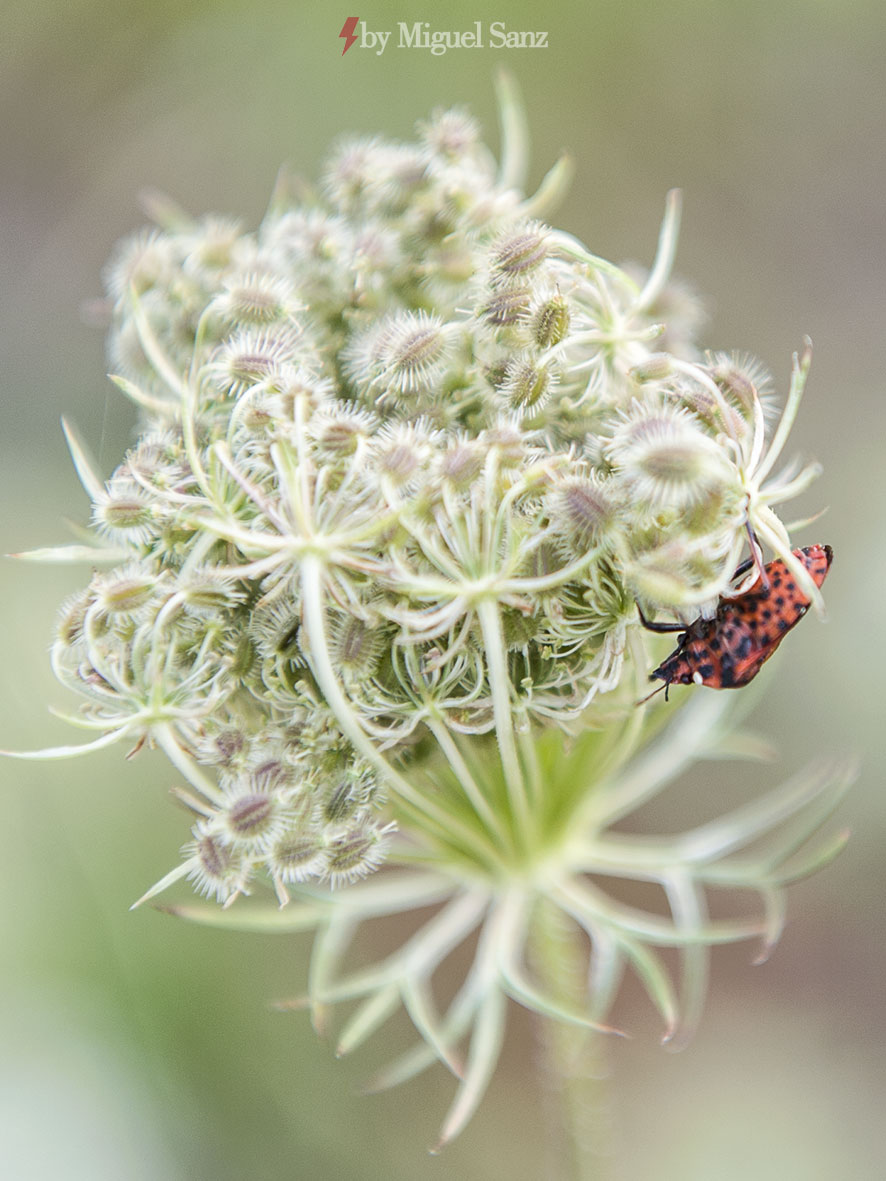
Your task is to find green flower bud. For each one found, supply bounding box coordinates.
[530,293,571,349]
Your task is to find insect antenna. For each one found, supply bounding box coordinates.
[636,680,669,706]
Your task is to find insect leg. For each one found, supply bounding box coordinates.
[743,522,770,589]
[635,603,687,634]
[731,555,756,580]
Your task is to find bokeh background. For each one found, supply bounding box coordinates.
[2,2,884,1177]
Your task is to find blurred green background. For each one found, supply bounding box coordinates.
[2,2,884,1177]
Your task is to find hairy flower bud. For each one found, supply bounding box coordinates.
[308,405,377,460]
[487,222,550,287]
[103,230,176,304]
[630,352,675,383]
[437,437,485,490]
[328,612,388,679]
[92,477,155,544]
[346,311,454,403]
[92,566,161,619]
[54,589,92,649]
[709,352,775,421]
[177,570,247,616]
[212,270,300,325]
[607,403,736,512]
[418,107,480,159]
[223,792,280,845]
[548,474,619,556]
[325,823,392,887]
[208,324,307,398]
[268,832,328,888]
[500,356,555,411]
[185,828,248,904]
[480,287,531,328]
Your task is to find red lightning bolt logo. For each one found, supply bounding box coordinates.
[339,17,359,55]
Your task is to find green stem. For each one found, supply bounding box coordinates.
[477,598,531,848]
[531,899,618,1181]
[424,715,503,841]
[300,554,503,867]
[154,723,226,806]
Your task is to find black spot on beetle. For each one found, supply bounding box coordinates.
[718,663,736,687]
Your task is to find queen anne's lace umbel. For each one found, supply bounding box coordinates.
[10,87,849,1147]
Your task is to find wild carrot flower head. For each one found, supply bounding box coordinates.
[7,78,848,1148]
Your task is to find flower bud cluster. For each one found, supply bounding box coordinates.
[48,104,819,902]
[52,561,389,904]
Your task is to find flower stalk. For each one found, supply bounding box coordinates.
[531,899,617,1181]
